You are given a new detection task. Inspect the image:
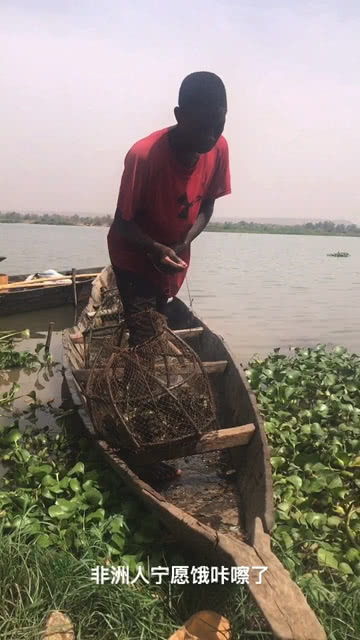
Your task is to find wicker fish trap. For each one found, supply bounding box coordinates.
[85,310,218,455]
[83,289,124,368]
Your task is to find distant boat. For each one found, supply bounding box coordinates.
[0,266,103,317]
[327,251,350,258]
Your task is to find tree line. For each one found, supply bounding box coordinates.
[206,220,360,236]
[1,211,360,236]
[0,212,113,226]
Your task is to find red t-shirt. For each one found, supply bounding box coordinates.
[108,127,231,297]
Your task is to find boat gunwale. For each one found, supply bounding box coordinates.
[6,265,104,284]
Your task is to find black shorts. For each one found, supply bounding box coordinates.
[112,266,168,346]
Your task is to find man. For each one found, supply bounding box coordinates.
[108,71,231,345]
[107,71,231,482]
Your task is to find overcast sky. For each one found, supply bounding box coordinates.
[1,1,359,221]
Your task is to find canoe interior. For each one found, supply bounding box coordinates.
[65,296,273,540]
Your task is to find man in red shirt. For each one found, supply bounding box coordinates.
[108,72,230,482]
[108,71,231,345]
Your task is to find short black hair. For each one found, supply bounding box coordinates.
[178,71,227,110]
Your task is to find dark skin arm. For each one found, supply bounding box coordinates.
[114,198,214,273]
[172,198,215,255]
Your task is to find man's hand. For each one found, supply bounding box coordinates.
[116,219,186,272]
[115,217,188,273]
[148,242,187,273]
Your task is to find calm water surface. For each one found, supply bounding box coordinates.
[1,223,359,363]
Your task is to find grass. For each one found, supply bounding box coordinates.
[0,538,172,640]
[1,499,359,639]
[0,536,274,640]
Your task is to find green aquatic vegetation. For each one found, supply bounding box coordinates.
[0,330,54,370]
[0,330,37,369]
[0,335,158,568]
[246,344,360,588]
[0,423,166,569]
[0,417,271,639]
[0,383,20,407]
[1,335,359,637]
[0,332,58,412]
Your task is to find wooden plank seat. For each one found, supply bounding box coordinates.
[72,360,228,385]
[124,424,256,465]
[174,327,204,339]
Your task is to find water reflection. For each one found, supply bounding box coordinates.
[0,306,74,334]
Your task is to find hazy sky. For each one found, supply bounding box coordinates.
[1,1,360,221]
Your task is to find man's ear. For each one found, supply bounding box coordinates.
[174,106,180,124]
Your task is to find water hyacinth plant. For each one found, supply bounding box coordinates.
[0,422,165,562]
[0,329,52,371]
[0,329,56,410]
[246,345,360,587]
[0,329,36,369]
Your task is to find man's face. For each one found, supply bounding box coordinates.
[176,105,226,154]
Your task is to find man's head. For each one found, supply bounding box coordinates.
[174,71,227,154]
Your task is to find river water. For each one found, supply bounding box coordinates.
[1,223,359,363]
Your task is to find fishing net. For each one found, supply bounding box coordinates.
[85,310,218,456]
[83,288,124,367]
[91,287,123,326]
[76,266,120,332]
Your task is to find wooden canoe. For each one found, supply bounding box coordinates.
[62,297,326,640]
[0,266,104,317]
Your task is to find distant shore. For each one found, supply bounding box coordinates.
[207,221,360,237]
[206,222,360,238]
[1,213,360,238]
[0,212,112,227]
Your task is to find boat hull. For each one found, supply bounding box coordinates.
[62,297,326,639]
[0,266,103,317]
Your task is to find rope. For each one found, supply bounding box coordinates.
[185,275,194,309]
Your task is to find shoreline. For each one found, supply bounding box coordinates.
[1,220,360,238]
